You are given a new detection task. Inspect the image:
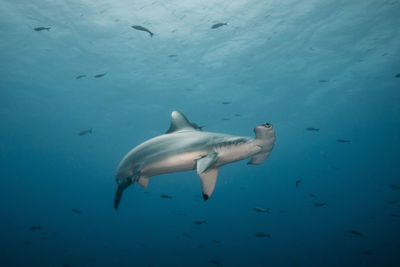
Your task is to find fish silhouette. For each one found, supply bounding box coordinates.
[347,229,363,236]
[211,23,227,29]
[131,25,154,37]
[78,128,92,136]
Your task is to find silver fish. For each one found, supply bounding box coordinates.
[211,23,227,29]
[131,25,154,37]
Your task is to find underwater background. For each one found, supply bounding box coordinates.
[1,0,400,266]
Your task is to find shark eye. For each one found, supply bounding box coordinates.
[264,122,272,128]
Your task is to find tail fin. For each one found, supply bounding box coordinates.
[114,180,131,210]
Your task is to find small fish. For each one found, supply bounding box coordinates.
[75,74,87,79]
[34,27,50,31]
[395,73,400,78]
[254,232,271,238]
[221,101,231,104]
[94,72,107,78]
[234,114,241,117]
[131,25,154,37]
[296,179,301,187]
[182,233,190,237]
[221,118,230,121]
[198,244,205,249]
[160,194,172,199]
[313,201,328,207]
[30,226,41,231]
[144,191,151,194]
[308,193,318,198]
[337,139,351,143]
[72,208,82,214]
[347,229,363,236]
[363,250,376,255]
[210,259,223,266]
[193,220,207,225]
[319,80,329,83]
[171,211,186,216]
[388,184,400,190]
[306,127,319,131]
[168,54,177,58]
[24,241,32,245]
[253,207,270,213]
[330,165,339,170]
[386,200,398,204]
[211,23,227,29]
[78,128,92,136]
[389,213,400,217]
[211,239,221,244]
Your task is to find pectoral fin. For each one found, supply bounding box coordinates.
[197,152,218,174]
[199,168,219,200]
[138,176,150,188]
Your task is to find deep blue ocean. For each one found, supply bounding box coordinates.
[1,0,400,266]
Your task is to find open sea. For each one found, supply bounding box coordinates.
[1,0,400,266]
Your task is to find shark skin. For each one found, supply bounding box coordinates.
[114,110,276,210]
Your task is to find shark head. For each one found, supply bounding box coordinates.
[248,122,276,165]
[254,122,275,140]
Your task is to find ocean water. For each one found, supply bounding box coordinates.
[1,0,400,266]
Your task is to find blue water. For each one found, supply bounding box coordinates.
[1,0,400,266]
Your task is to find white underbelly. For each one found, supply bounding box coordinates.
[141,151,207,176]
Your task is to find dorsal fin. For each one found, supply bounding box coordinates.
[166,110,203,133]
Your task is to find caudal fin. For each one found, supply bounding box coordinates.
[114,180,131,210]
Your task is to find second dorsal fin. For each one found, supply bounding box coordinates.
[166,110,203,133]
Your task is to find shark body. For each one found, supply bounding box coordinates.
[114,110,276,209]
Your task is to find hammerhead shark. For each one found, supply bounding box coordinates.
[114,110,276,209]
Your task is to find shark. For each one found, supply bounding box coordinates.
[114,110,276,210]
